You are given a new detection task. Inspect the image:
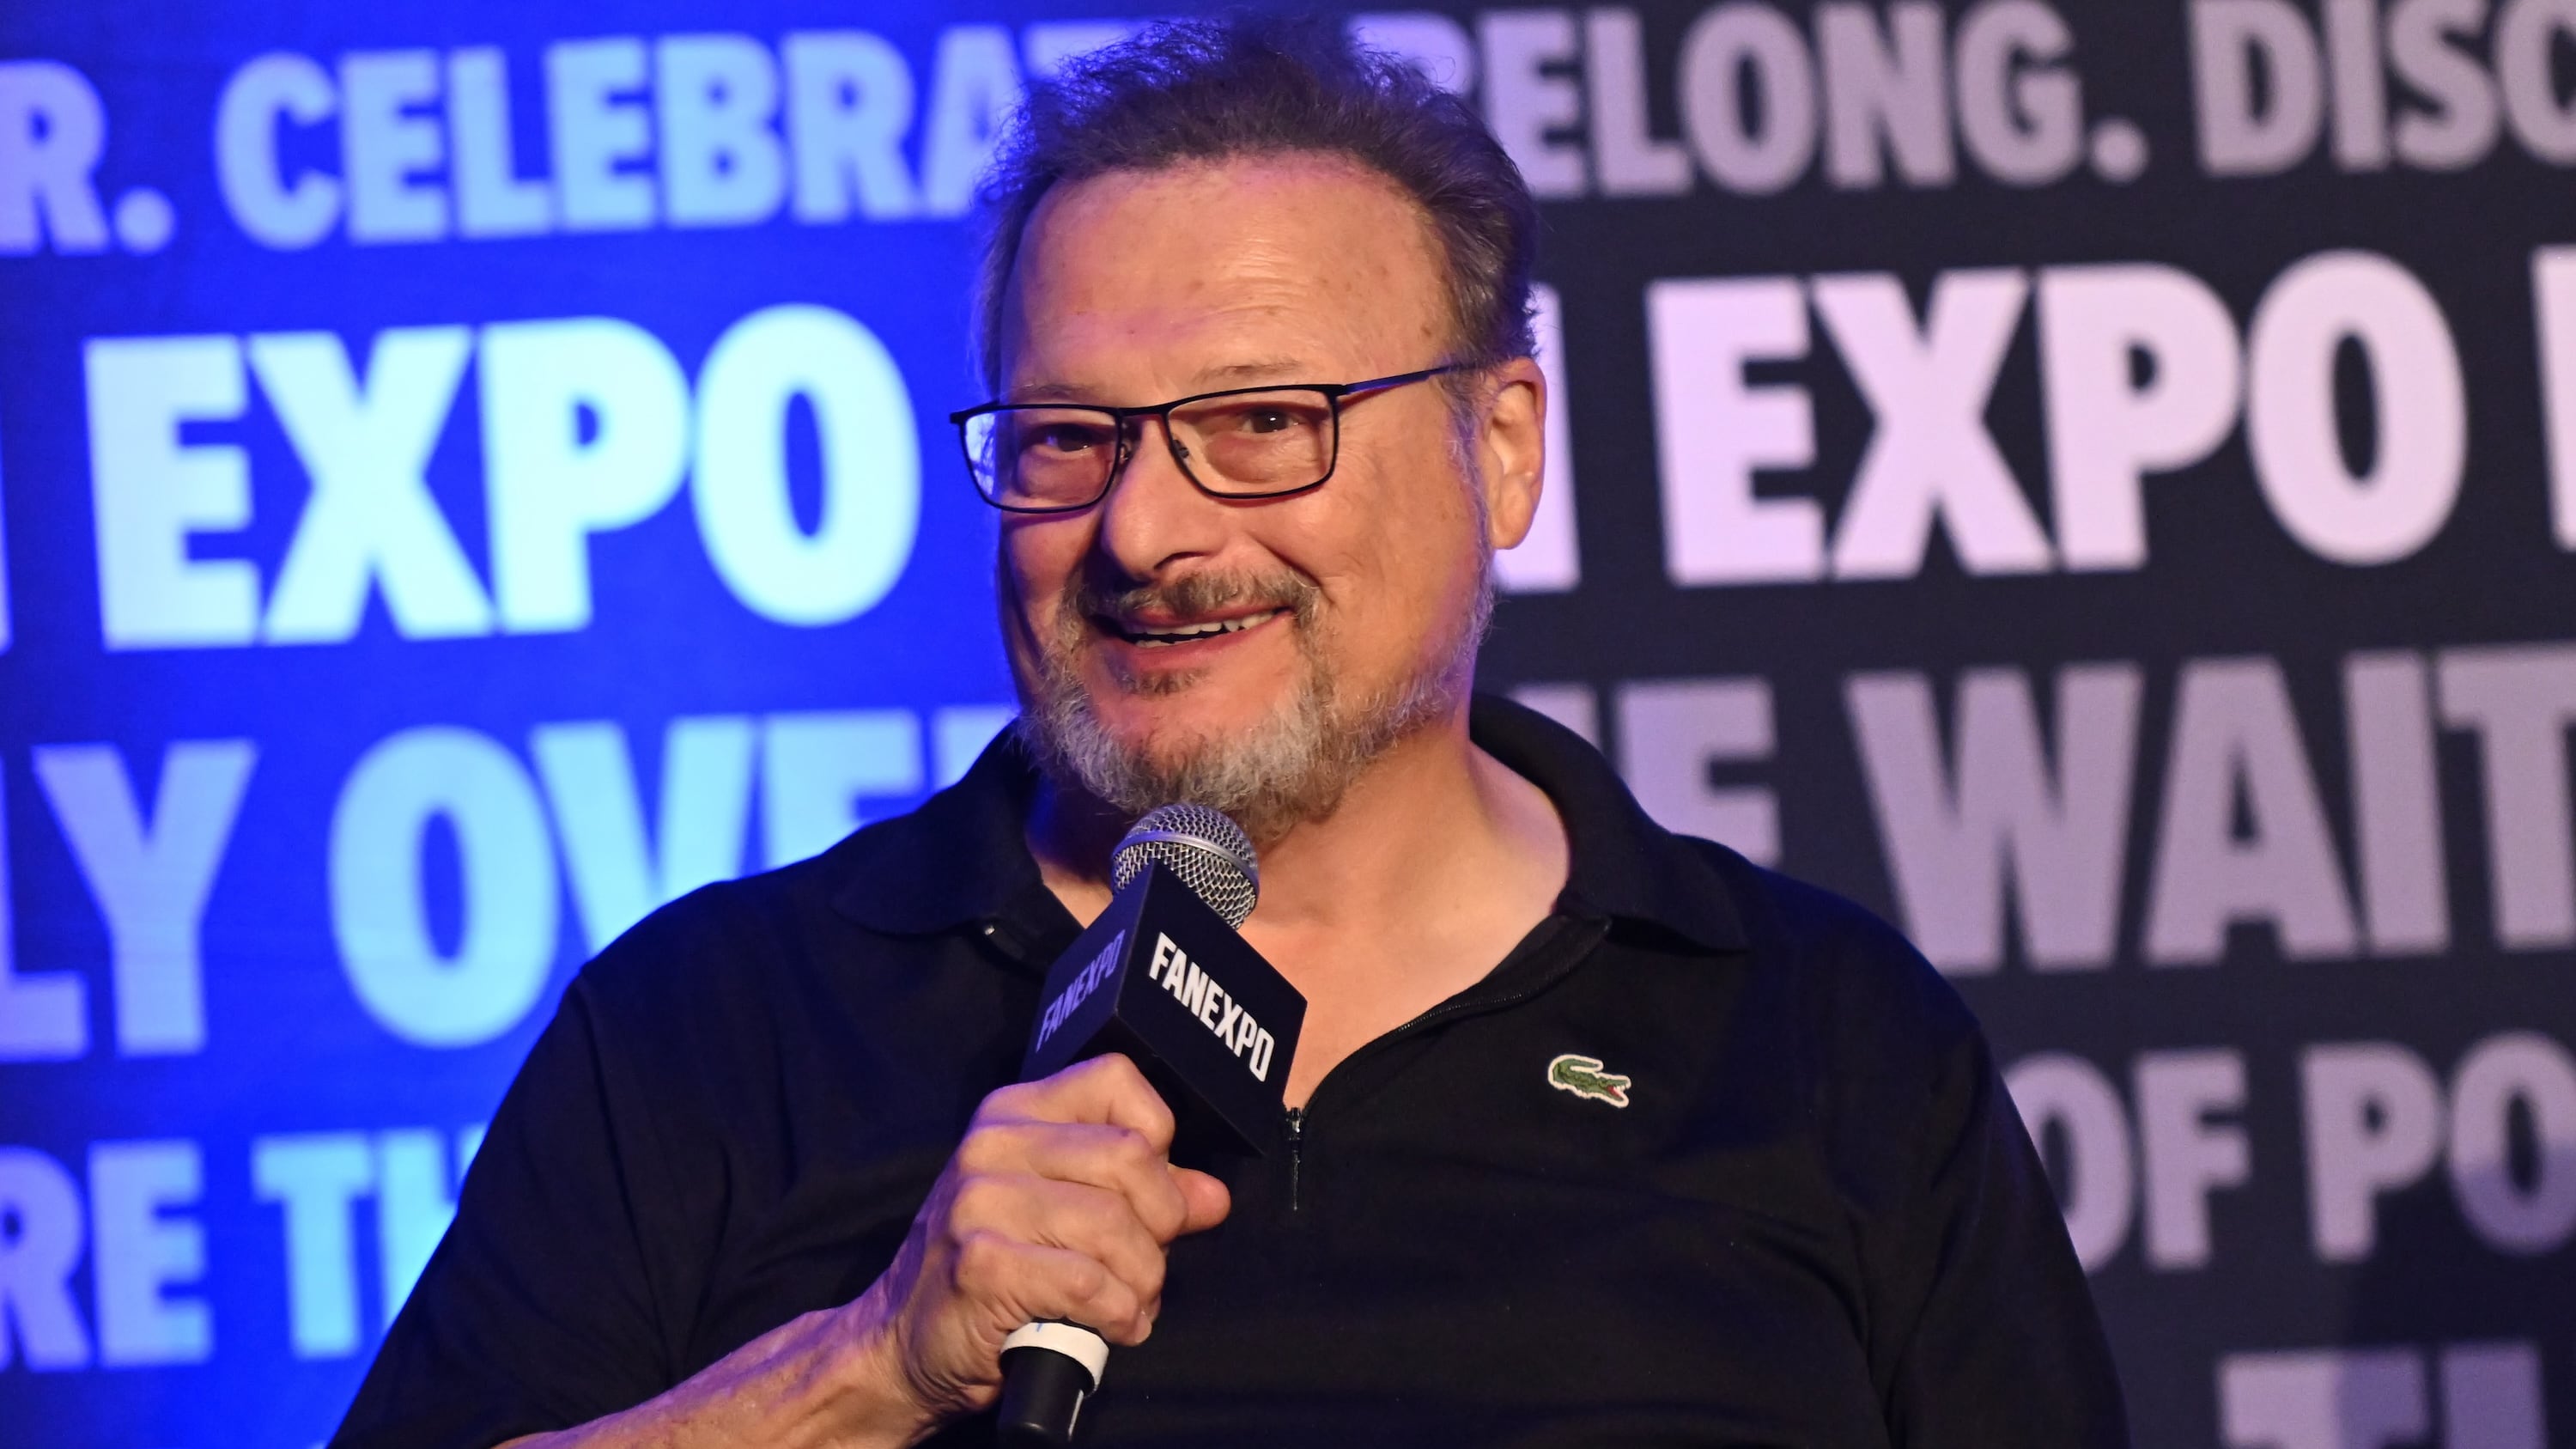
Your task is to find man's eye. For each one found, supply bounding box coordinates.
[1028,424,1107,454]
[1233,405,1320,435]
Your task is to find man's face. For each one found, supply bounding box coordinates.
[992,154,1535,837]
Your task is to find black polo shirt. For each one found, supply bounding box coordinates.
[331,696,2128,1449]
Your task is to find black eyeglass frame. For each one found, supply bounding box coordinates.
[949,363,1463,514]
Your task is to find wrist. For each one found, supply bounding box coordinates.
[824,1280,943,1448]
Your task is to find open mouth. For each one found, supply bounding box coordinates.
[1101,607,1287,648]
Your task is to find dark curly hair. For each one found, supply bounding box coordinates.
[970,11,1540,391]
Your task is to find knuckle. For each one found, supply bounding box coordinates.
[1097,1282,1145,1340]
[951,1229,1010,1289]
[952,1131,1001,1173]
[1065,1256,1109,1302]
[978,1082,1036,1122]
[947,1174,1002,1228]
[1131,1255,1167,1304]
[1107,1126,1156,1168]
[1089,1269,1133,1313]
[1091,1053,1154,1101]
[1136,1104,1178,1148]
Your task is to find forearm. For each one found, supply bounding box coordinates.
[487,1057,1208,1449]
[497,1286,933,1449]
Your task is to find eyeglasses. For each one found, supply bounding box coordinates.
[950,364,1461,514]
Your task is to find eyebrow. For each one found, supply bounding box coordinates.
[1005,358,1315,405]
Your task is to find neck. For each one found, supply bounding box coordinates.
[1026,696,1571,1108]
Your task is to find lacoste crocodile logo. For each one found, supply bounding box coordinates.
[1546,1052,1631,1108]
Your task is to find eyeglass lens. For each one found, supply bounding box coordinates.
[966,389,1336,508]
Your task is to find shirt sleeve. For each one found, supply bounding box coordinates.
[329,977,682,1449]
[1875,1017,2130,1448]
[1810,905,2131,1449]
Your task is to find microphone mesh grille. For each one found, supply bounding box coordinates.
[1110,803,1260,928]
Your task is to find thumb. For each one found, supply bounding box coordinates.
[1170,1166,1231,1233]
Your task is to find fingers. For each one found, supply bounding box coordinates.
[980,1054,1176,1151]
[962,1121,1194,1241]
[948,1173,1170,1328]
[864,1057,1240,1429]
[952,1231,1152,1346]
[966,1056,1230,1245]
[920,1055,1231,1365]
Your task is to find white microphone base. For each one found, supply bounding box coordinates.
[996,1321,1107,1446]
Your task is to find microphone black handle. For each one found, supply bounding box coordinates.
[996,1320,1109,1445]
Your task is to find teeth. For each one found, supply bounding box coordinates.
[1127,608,1279,645]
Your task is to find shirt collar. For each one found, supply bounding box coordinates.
[827,727,1067,941]
[1467,694,1748,952]
[829,694,1747,953]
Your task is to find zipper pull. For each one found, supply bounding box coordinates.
[1284,1107,1304,1212]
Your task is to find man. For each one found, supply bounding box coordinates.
[334,14,2126,1447]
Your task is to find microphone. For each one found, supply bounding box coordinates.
[994,803,1307,1446]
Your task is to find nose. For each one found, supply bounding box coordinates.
[1092,412,1230,582]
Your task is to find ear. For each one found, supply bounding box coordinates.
[1473,356,1547,551]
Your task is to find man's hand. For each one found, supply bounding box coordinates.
[498,1054,1229,1449]
[858,1052,1233,1430]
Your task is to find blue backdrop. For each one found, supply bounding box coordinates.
[4,3,1063,1439]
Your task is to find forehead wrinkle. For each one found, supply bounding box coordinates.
[1009,356,1327,406]
[1003,284,1323,399]
[1005,295,1346,399]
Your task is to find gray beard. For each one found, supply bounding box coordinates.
[1012,564,1493,845]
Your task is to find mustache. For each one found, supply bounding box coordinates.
[1069,569,1321,626]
